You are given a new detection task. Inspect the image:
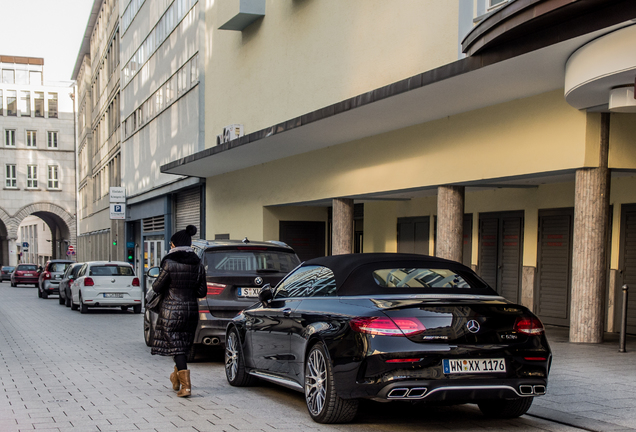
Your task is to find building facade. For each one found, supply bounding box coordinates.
[162,0,636,341]
[72,0,124,263]
[17,215,53,266]
[118,0,206,281]
[0,55,76,267]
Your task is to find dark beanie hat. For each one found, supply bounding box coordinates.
[171,225,197,247]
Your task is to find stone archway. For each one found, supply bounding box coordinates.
[5,202,76,266]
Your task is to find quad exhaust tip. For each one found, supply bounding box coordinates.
[519,385,546,395]
[387,387,428,399]
[202,337,220,346]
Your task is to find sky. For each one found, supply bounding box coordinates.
[0,0,95,82]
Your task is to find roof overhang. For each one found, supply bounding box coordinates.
[161,1,636,180]
[71,0,102,80]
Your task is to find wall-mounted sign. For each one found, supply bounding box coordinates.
[110,203,126,220]
[109,187,126,203]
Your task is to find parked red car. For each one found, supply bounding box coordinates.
[11,264,40,287]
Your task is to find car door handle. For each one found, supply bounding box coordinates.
[282,308,292,316]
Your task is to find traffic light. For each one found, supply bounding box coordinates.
[112,240,117,246]
[127,249,134,263]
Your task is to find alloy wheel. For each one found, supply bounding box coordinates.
[305,347,327,416]
[225,332,239,382]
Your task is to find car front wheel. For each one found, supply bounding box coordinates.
[305,342,358,424]
[478,397,534,418]
[225,328,257,387]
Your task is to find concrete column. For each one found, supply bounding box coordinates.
[332,198,354,255]
[8,238,18,266]
[437,185,465,263]
[570,113,611,343]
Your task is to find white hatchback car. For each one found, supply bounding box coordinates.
[70,261,142,314]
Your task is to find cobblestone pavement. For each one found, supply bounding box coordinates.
[0,284,629,432]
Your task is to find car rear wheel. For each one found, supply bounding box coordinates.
[41,289,48,299]
[478,397,534,418]
[133,304,142,314]
[37,287,42,297]
[65,293,71,307]
[225,328,257,387]
[143,310,154,346]
[79,294,89,314]
[58,294,64,305]
[305,342,358,424]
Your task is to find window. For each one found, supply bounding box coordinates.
[30,71,42,85]
[2,69,15,84]
[372,268,473,289]
[27,165,38,188]
[5,130,15,147]
[488,0,507,9]
[47,131,58,148]
[47,165,59,189]
[0,90,3,116]
[5,164,16,188]
[34,92,44,117]
[274,266,337,299]
[16,70,28,84]
[6,90,17,116]
[26,131,37,147]
[190,54,198,83]
[48,93,58,118]
[20,91,31,116]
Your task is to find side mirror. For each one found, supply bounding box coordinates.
[147,267,160,278]
[258,284,273,305]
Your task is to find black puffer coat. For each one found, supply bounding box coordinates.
[151,249,207,356]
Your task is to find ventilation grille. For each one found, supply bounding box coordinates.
[143,216,165,232]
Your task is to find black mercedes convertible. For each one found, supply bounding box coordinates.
[224,253,551,423]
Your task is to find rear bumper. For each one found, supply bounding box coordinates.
[194,316,230,345]
[80,287,143,306]
[42,281,61,293]
[13,277,39,284]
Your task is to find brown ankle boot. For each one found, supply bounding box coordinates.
[170,366,180,391]
[177,370,191,397]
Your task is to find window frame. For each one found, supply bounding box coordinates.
[48,92,58,118]
[5,129,16,147]
[47,165,59,190]
[5,164,17,188]
[47,131,58,148]
[26,130,37,148]
[26,164,38,189]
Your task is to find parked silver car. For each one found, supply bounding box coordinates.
[38,260,74,299]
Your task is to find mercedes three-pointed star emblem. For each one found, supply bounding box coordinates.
[466,320,480,333]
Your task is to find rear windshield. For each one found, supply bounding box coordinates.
[89,265,134,276]
[205,249,300,274]
[2,267,15,271]
[374,268,473,289]
[17,265,37,271]
[50,263,71,272]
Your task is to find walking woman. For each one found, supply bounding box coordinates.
[151,225,206,397]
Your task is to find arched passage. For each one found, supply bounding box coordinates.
[3,203,76,266]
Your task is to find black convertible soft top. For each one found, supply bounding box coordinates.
[303,253,498,296]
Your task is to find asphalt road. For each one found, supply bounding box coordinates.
[0,284,585,432]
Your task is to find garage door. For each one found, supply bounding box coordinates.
[279,221,326,262]
[397,217,430,255]
[478,211,523,303]
[536,209,573,327]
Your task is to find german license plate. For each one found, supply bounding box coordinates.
[104,293,124,298]
[237,287,260,297]
[25,273,33,276]
[443,358,506,374]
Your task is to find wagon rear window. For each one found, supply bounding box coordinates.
[50,262,71,272]
[205,250,300,274]
[373,268,473,289]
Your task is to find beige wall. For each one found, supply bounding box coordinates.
[205,0,460,143]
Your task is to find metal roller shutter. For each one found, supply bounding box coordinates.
[619,206,636,334]
[175,189,201,240]
[536,209,573,326]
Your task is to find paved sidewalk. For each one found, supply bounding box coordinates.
[529,326,636,432]
[1,284,635,431]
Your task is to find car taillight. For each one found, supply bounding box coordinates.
[207,282,226,295]
[84,277,94,287]
[43,271,51,280]
[132,277,140,286]
[349,317,426,336]
[514,317,544,335]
